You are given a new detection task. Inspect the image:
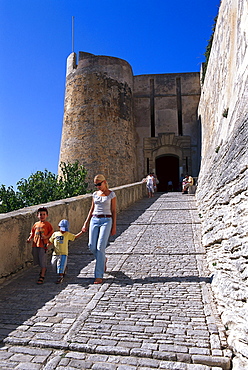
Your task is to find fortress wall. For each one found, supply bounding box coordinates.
[133,73,200,179]
[0,182,146,283]
[59,52,138,189]
[197,0,248,367]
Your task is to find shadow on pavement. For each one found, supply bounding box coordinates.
[105,270,213,285]
[0,194,160,346]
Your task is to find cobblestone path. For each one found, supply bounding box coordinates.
[0,193,232,369]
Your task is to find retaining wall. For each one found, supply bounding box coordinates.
[0,182,147,283]
[197,0,248,368]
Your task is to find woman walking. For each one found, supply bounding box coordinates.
[82,174,117,284]
[145,172,156,198]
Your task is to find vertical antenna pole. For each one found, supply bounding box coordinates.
[72,16,75,53]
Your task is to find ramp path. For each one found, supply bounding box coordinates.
[0,193,231,369]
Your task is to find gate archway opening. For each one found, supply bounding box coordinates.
[156,155,179,192]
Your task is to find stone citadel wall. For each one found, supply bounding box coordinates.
[197,0,248,368]
[133,73,201,183]
[59,54,201,191]
[59,52,137,188]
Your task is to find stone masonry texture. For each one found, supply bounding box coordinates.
[1,1,247,368]
[133,73,201,180]
[59,52,137,188]
[0,193,232,369]
[0,182,146,281]
[197,0,248,368]
[59,52,201,189]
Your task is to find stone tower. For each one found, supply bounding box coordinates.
[59,52,138,188]
[59,51,201,192]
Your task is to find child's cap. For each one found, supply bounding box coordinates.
[58,219,69,232]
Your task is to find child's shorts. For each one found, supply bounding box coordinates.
[51,255,68,274]
[32,247,47,268]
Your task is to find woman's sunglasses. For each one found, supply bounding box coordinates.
[94,181,103,187]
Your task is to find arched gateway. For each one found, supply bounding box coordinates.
[156,155,179,192]
[144,133,192,191]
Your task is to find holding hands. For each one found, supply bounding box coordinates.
[81,222,88,233]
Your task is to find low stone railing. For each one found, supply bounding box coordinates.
[0,182,147,283]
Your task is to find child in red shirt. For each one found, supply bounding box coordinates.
[27,207,53,284]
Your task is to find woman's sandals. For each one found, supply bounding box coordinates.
[94,278,103,284]
[37,275,45,284]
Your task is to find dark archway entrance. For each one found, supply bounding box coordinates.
[156,155,179,192]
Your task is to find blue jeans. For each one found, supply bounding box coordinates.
[51,254,68,274]
[88,216,112,278]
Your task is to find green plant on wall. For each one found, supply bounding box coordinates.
[222,108,229,118]
[201,13,219,84]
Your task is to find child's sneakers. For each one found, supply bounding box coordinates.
[55,267,67,284]
[56,276,64,284]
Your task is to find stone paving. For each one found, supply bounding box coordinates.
[0,193,232,369]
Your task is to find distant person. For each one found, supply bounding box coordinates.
[49,219,83,284]
[145,172,156,198]
[168,180,173,192]
[179,173,184,191]
[187,175,194,194]
[27,207,54,284]
[152,172,159,192]
[82,174,117,284]
[182,175,194,194]
[182,175,189,193]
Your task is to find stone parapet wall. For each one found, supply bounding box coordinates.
[197,0,248,368]
[0,182,146,284]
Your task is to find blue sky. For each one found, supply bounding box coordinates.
[0,0,220,188]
